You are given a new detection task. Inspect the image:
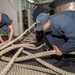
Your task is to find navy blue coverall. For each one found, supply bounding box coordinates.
[33,5,45,42]
[45,11,75,53]
[0,13,14,40]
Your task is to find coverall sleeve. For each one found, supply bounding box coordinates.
[46,33,55,45]
[59,39,75,53]
[58,18,75,53]
[4,14,12,26]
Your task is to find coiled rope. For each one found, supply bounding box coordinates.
[0,22,75,75]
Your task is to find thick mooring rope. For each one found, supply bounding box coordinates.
[0,48,23,75]
[1,45,75,75]
[0,22,75,75]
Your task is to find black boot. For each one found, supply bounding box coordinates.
[34,41,42,46]
[43,39,53,51]
[53,56,69,68]
[43,43,52,51]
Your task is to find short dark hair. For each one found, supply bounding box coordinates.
[33,4,39,8]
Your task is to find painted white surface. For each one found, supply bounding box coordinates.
[10,0,34,34]
[9,0,19,11]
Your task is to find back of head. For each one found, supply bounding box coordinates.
[33,4,40,9]
[33,4,45,21]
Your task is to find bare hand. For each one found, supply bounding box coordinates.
[52,45,62,56]
[5,40,11,43]
[0,36,4,43]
